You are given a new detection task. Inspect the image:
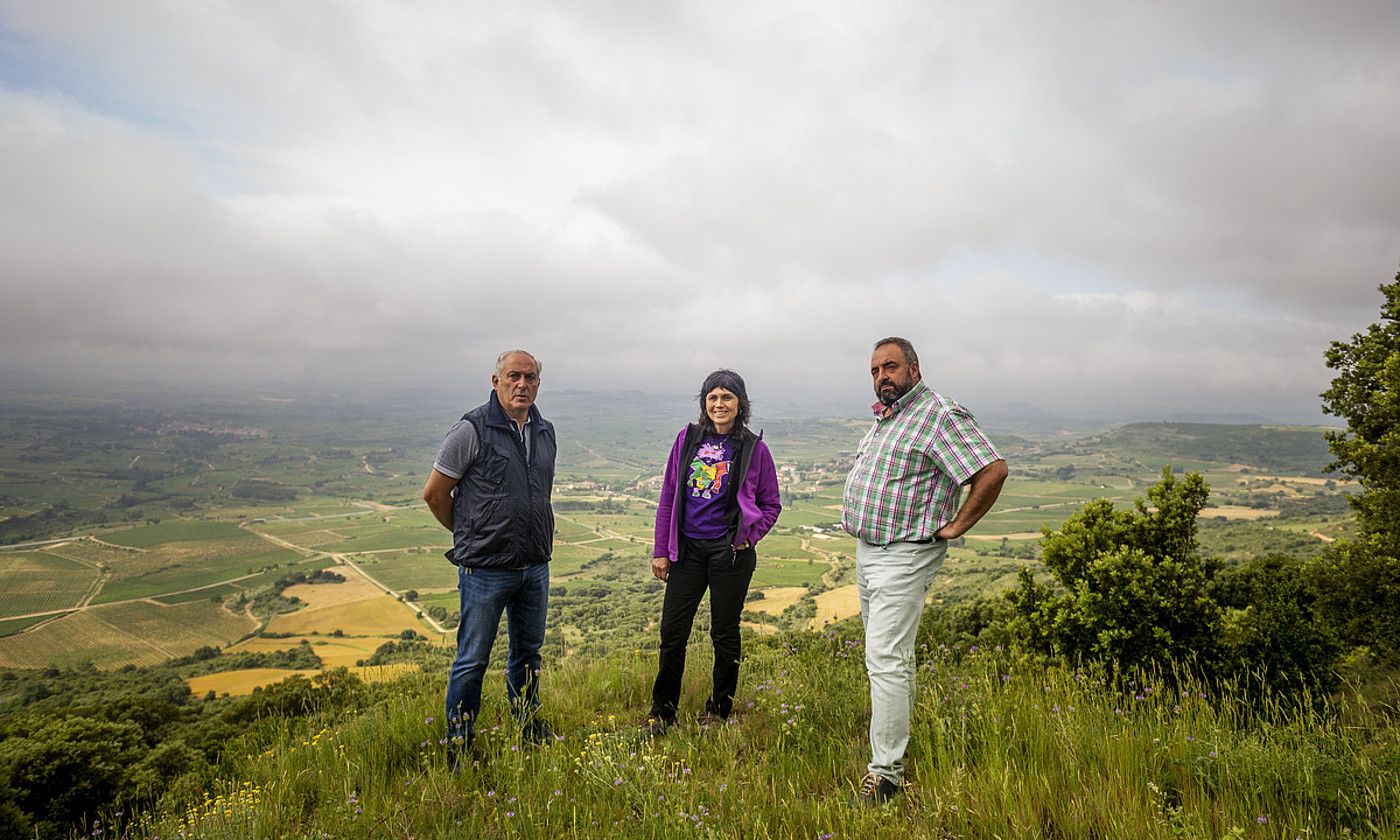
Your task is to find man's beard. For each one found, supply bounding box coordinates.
[878,378,910,406]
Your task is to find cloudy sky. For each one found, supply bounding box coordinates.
[1,1,1396,421]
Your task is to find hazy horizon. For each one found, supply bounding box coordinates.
[2,2,1396,425]
[0,365,1337,429]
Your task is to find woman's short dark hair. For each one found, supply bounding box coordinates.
[696,369,751,434]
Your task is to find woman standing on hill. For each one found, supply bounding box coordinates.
[645,369,782,733]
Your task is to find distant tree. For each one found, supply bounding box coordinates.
[919,594,1017,651]
[225,668,367,724]
[1010,467,1220,674]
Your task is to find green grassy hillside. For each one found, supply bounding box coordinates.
[1059,423,1336,476]
[117,628,1397,839]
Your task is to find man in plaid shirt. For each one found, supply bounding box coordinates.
[842,336,1008,805]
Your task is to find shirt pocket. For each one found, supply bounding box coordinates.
[870,435,926,482]
[473,445,512,498]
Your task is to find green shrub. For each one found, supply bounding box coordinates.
[1210,554,1339,694]
[1011,468,1220,674]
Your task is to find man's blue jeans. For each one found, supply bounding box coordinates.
[445,563,550,746]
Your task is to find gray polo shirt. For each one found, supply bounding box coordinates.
[433,416,532,479]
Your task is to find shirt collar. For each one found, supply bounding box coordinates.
[871,379,927,419]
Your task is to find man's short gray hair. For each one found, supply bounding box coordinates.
[873,336,918,367]
[494,349,542,377]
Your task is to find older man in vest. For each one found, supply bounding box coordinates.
[422,349,557,763]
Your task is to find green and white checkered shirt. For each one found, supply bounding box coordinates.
[842,380,1002,545]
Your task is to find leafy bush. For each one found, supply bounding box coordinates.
[918,594,1017,651]
[1210,554,1339,693]
[173,644,323,676]
[1010,468,1221,674]
[224,668,368,725]
[0,717,145,839]
[1306,540,1400,661]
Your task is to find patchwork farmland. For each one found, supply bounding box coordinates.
[0,385,1352,696]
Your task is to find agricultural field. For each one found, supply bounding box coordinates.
[743,586,806,616]
[186,667,315,697]
[550,538,646,577]
[261,574,425,637]
[0,599,255,669]
[811,584,861,628]
[352,549,456,594]
[256,509,441,553]
[90,545,298,604]
[751,557,827,589]
[415,591,458,618]
[188,662,417,697]
[758,533,827,562]
[101,519,250,548]
[0,614,56,636]
[156,581,250,604]
[0,549,100,617]
[228,634,401,668]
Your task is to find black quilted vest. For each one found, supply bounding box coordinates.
[447,392,556,568]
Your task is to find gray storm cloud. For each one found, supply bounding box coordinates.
[0,0,1396,420]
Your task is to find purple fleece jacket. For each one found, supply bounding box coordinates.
[653,425,783,562]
